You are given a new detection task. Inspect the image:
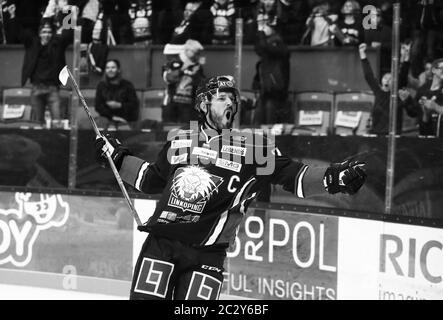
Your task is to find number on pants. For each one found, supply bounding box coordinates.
[134,258,174,298]
[185,271,222,300]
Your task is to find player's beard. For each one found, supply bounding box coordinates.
[208,107,234,132]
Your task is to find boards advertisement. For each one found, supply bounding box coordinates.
[1,191,442,300]
[224,210,339,300]
[0,191,133,295]
[337,217,443,300]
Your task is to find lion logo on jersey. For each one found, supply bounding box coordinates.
[169,166,223,214]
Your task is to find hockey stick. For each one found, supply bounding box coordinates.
[59,66,142,226]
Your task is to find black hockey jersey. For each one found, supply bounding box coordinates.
[119,123,308,247]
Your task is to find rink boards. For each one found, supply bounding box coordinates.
[0,192,442,300]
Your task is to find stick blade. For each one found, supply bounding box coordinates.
[59,66,69,86]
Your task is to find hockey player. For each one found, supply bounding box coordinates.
[95,75,367,300]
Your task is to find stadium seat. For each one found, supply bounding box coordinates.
[140,88,164,122]
[334,92,374,136]
[2,88,32,106]
[293,91,334,135]
[0,88,43,128]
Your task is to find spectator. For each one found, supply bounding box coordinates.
[92,0,132,44]
[169,1,212,45]
[95,59,140,129]
[128,0,155,45]
[364,6,392,75]
[0,1,19,43]
[162,39,205,123]
[256,0,284,29]
[281,0,310,45]
[155,0,183,44]
[330,0,364,46]
[252,23,290,125]
[43,0,99,44]
[19,20,73,126]
[80,0,100,43]
[403,58,443,136]
[358,43,415,135]
[210,0,235,45]
[409,0,443,79]
[408,58,433,90]
[244,0,289,44]
[302,1,337,46]
[240,0,259,44]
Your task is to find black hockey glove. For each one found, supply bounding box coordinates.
[95,134,131,170]
[323,160,367,195]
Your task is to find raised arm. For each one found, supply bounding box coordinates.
[359,43,382,95]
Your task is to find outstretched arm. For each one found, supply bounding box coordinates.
[302,166,329,197]
[262,146,367,198]
[296,160,367,198]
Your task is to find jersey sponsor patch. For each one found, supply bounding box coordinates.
[171,139,192,149]
[192,147,218,160]
[221,145,246,157]
[215,158,242,172]
[168,166,223,214]
[177,129,194,134]
[158,211,200,223]
[170,153,188,164]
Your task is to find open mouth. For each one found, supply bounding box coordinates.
[224,107,234,122]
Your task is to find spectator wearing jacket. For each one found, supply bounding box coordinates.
[409,0,443,78]
[128,0,155,44]
[402,58,443,136]
[162,39,205,123]
[244,0,289,45]
[210,0,235,45]
[330,0,364,47]
[358,43,415,135]
[95,59,140,129]
[252,23,290,125]
[20,20,73,125]
[169,1,213,45]
[302,1,337,46]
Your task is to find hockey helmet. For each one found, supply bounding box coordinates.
[196,75,240,115]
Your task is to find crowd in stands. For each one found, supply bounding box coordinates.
[2,1,442,51]
[1,0,443,136]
